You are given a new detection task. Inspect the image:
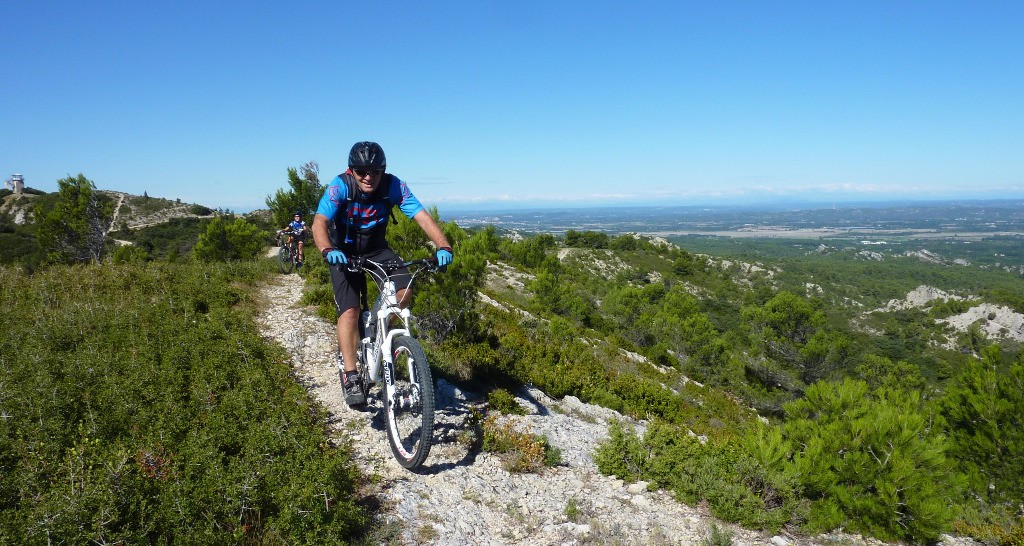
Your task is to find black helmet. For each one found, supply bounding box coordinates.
[293,211,302,217]
[348,141,386,170]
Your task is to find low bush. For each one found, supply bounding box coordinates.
[481,415,560,473]
[190,203,214,216]
[0,261,368,543]
[193,216,266,261]
[487,388,526,415]
[111,244,149,263]
[594,420,800,532]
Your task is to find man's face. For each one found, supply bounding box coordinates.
[352,168,383,193]
[293,215,301,222]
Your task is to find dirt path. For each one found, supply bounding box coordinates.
[106,192,126,235]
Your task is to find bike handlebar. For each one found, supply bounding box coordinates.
[345,255,438,273]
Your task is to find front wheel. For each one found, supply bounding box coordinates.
[384,336,434,469]
[278,245,293,273]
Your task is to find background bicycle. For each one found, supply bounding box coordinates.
[275,229,300,273]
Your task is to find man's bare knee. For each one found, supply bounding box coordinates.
[397,288,414,309]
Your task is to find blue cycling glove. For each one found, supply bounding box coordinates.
[323,248,347,265]
[436,247,453,270]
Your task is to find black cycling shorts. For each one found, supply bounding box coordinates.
[328,247,412,317]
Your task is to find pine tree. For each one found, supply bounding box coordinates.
[35,174,110,264]
[193,216,265,261]
[783,378,959,542]
[266,162,322,228]
[940,345,1024,507]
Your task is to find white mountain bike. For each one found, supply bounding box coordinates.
[343,255,439,469]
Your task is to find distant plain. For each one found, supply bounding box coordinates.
[449,199,1024,241]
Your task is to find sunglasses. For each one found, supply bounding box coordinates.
[353,169,382,177]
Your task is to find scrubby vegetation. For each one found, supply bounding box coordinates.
[453,228,1024,544]
[0,211,36,266]
[192,216,267,261]
[299,218,1024,542]
[481,415,561,473]
[112,217,208,260]
[4,173,1023,544]
[0,260,367,543]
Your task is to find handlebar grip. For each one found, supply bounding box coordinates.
[344,255,364,272]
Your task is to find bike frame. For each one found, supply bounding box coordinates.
[277,231,300,260]
[352,258,433,387]
[364,273,412,386]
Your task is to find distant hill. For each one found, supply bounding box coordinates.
[101,191,217,230]
[0,187,48,224]
[0,188,273,264]
[1,187,271,230]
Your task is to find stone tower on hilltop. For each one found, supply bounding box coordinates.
[5,173,25,194]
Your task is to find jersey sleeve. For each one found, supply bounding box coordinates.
[389,175,425,219]
[316,175,349,219]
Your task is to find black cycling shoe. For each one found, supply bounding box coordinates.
[341,370,366,407]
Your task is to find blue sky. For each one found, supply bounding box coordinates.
[3,1,1022,213]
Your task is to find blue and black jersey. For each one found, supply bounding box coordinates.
[316,172,424,253]
[287,220,307,235]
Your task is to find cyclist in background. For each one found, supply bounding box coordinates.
[281,212,307,266]
[311,141,452,407]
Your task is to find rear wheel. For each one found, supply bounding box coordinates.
[384,336,434,469]
[278,245,293,273]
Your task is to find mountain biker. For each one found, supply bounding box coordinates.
[279,212,307,266]
[311,141,452,407]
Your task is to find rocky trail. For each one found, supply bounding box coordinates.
[255,273,896,546]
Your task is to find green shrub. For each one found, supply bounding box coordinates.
[927,298,979,318]
[481,415,559,473]
[0,261,368,543]
[704,523,735,546]
[111,244,149,264]
[300,282,337,322]
[953,513,1024,546]
[783,379,959,542]
[0,228,37,265]
[189,204,214,216]
[593,420,649,482]
[429,340,500,382]
[594,420,799,531]
[583,388,625,413]
[487,388,526,415]
[564,497,582,523]
[193,216,266,261]
[940,347,1024,506]
[939,346,1024,543]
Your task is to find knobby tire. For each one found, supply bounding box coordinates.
[385,336,434,469]
[278,244,294,274]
